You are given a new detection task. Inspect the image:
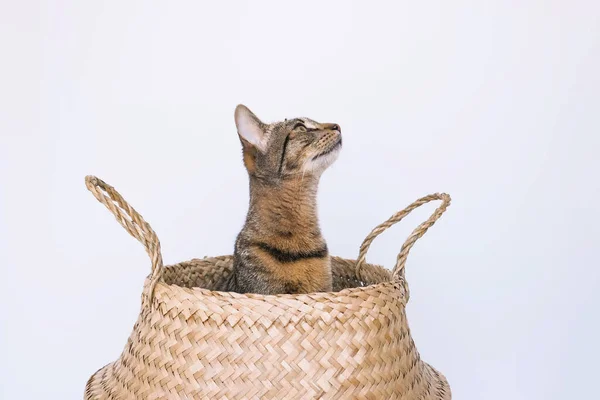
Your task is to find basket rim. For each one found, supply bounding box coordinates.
[151,254,404,304]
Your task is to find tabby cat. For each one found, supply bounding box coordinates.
[225,104,342,294]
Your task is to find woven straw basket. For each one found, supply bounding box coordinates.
[84,176,452,400]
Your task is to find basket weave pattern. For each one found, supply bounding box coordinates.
[84,176,452,399]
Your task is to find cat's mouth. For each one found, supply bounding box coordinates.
[312,137,342,160]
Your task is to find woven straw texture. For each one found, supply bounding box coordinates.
[84,176,452,400]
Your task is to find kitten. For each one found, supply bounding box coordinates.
[225,104,342,294]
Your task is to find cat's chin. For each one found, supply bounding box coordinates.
[305,146,341,175]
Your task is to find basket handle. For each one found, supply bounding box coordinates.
[85,176,163,304]
[355,193,451,282]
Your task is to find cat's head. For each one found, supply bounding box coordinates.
[234,104,342,180]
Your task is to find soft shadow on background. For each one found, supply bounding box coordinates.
[1,1,599,399]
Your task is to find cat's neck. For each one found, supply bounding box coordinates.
[246,175,321,236]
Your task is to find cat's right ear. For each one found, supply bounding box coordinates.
[234,104,267,153]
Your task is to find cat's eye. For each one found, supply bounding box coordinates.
[293,122,307,132]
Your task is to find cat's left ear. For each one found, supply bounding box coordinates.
[234,104,267,152]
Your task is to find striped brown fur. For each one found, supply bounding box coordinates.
[226,105,341,294]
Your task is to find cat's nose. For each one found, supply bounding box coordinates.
[325,123,341,132]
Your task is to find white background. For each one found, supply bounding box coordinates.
[1,1,599,399]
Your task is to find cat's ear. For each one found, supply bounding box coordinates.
[234,104,267,152]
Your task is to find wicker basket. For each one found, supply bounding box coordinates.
[84,176,452,400]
